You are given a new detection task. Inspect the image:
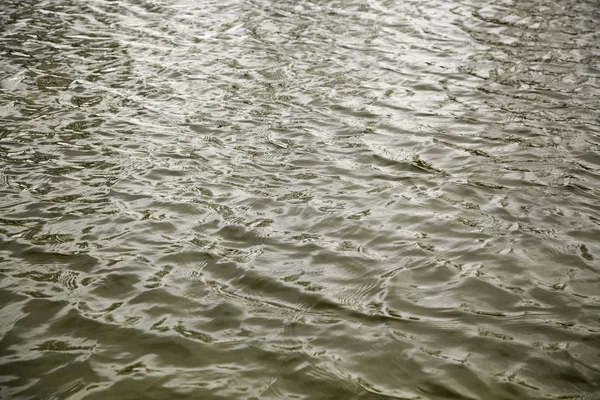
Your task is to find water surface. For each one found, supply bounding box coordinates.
[1,0,599,398]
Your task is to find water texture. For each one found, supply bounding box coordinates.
[1,0,599,398]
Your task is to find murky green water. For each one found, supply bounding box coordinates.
[1,0,599,398]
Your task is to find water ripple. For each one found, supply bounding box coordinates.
[1,0,599,398]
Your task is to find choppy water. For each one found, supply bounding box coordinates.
[1,0,599,398]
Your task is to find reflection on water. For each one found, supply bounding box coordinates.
[1,0,599,398]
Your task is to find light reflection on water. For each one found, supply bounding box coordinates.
[0,0,599,398]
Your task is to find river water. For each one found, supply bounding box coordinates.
[1,0,599,398]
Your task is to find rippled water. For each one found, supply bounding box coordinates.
[1,0,599,398]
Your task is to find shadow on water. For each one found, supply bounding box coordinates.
[1,0,599,399]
